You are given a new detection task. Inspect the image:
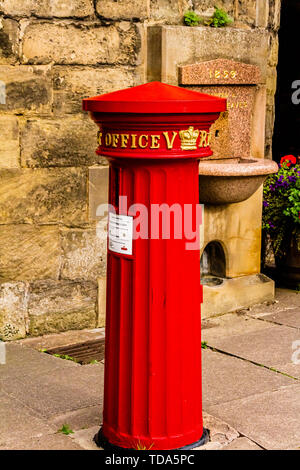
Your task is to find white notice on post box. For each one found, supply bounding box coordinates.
[108,213,133,256]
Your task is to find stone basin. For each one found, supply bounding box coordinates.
[199,157,278,205]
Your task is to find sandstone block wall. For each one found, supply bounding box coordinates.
[0,0,281,339]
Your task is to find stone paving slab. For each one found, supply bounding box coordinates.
[222,437,263,450]
[262,309,300,329]
[70,425,101,450]
[202,349,294,408]
[205,325,300,379]
[207,384,300,450]
[0,343,79,383]
[0,391,55,446]
[202,313,276,343]
[197,412,239,450]
[0,432,84,450]
[1,363,104,419]
[248,288,300,317]
[49,405,102,431]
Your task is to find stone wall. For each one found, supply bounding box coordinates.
[0,0,281,340]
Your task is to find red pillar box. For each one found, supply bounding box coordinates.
[83,82,226,450]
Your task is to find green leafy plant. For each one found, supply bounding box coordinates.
[57,424,74,435]
[184,6,232,28]
[183,10,201,26]
[201,341,208,349]
[204,6,233,27]
[89,359,100,365]
[262,155,300,261]
[53,353,79,363]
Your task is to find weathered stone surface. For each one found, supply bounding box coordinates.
[193,1,260,29]
[96,0,149,19]
[0,225,60,281]
[0,433,84,450]
[61,228,106,282]
[193,1,234,18]
[16,326,105,351]
[179,60,266,159]
[179,59,262,85]
[0,343,79,382]
[150,0,191,24]
[0,17,19,64]
[202,348,293,409]
[0,0,94,17]
[265,104,276,158]
[202,312,276,343]
[0,168,87,224]
[198,86,256,158]
[268,36,279,68]
[147,26,270,84]
[0,115,20,168]
[50,405,102,432]
[70,426,101,450]
[202,274,275,319]
[262,308,300,329]
[235,0,257,27]
[88,166,109,220]
[222,437,263,450]
[22,22,140,65]
[2,362,103,417]
[28,280,97,336]
[0,65,52,113]
[97,277,106,327]
[21,116,100,167]
[266,66,277,103]
[208,324,300,379]
[0,392,55,446]
[147,23,276,161]
[207,384,300,450]
[202,188,263,278]
[0,282,27,340]
[248,288,300,317]
[268,0,281,31]
[53,66,137,114]
[202,411,239,448]
[256,0,269,28]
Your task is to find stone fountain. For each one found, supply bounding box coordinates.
[177,58,278,317]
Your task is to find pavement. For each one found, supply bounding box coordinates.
[0,287,299,451]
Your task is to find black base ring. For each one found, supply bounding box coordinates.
[94,427,210,451]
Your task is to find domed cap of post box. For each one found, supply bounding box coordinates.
[82,81,226,114]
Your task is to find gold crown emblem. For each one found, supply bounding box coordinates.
[179,126,199,150]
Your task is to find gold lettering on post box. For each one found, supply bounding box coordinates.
[179,127,199,150]
[97,131,102,146]
[163,131,177,149]
[207,132,212,146]
[131,135,137,148]
[112,134,119,147]
[120,134,129,148]
[199,130,209,148]
[105,133,112,146]
[150,135,161,149]
[138,135,148,148]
